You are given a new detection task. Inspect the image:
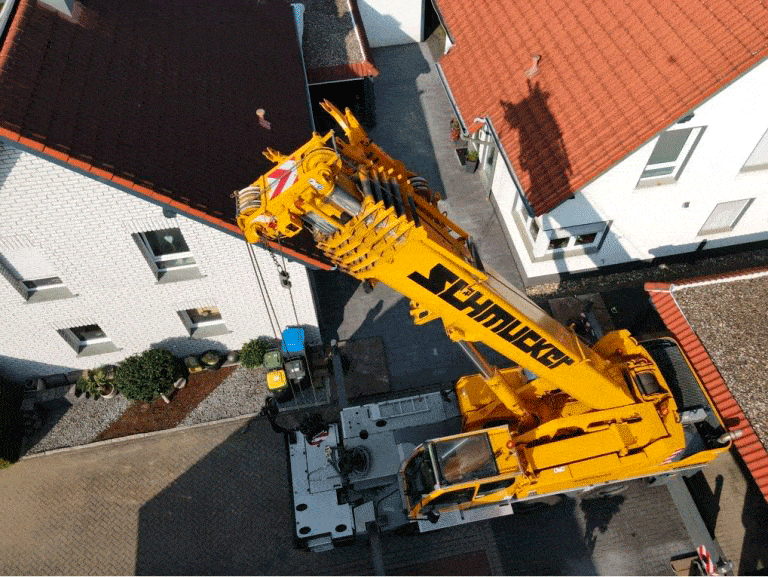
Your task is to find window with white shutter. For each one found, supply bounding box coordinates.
[742,129,768,172]
[698,199,753,236]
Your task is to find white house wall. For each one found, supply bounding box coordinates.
[356,0,423,47]
[0,142,320,382]
[493,57,768,283]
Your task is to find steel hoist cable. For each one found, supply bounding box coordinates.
[245,240,280,339]
[274,236,301,327]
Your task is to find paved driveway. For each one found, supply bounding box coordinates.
[0,419,370,575]
[0,418,506,575]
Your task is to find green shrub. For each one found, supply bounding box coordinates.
[0,458,13,470]
[76,365,116,399]
[239,337,273,369]
[115,349,183,402]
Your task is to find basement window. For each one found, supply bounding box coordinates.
[178,305,230,338]
[698,199,753,236]
[533,221,610,260]
[547,237,569,250]
[0,246,75,303]
[58,324,119,357]
[529,218,540,241]
[636,126,705,187]
[134,228,203,283]
[574,232,598,245]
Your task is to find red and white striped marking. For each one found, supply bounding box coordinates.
[697,545,717,575]
[267,159,298,199]
[663,447,684,464]
[309,430,329,446]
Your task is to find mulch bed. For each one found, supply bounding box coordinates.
[94,366,237,442]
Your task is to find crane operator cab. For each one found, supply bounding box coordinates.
[400,427,525,528]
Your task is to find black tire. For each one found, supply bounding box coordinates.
[580,483,629,499]
[513,494,565,513]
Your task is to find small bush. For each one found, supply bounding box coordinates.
[76,365,116,399]
[115,349,183,402]
[0,458,13,470]
[239,337,273,369]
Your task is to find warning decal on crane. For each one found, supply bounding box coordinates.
[268,159,298,199]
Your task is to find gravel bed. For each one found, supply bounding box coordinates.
[26,396,133,454]
[301,0,365,70]
[674,275,768,451]
[23,366,270,455]
[180,366,270,427]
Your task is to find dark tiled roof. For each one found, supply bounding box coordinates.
[437,0,768,215]
[0,0,331,268]
[301,0,378,84]
[646,269,768,504]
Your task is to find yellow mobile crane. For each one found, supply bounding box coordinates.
[237,102,736,549]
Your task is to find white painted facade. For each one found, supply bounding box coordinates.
[356,0,424,47]
[488,58,768,285]
[0,142,320,382]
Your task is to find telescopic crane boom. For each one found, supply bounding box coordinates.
[236,102,731,524]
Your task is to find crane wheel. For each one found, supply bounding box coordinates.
[580,483,629,499]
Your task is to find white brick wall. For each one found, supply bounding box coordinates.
[0,142,320,382]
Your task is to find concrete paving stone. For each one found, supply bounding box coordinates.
[0,415,512,575]
[0,419,379,576]
[367,43,523,289]
[489,480,696,576]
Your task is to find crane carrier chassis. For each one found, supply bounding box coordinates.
[288,337,729,552]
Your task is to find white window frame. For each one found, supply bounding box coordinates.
[134,228,202,283]
[58,324,119,357]
[636,126,705,188]
[741,129,768,172]
[476,125,497,183]
[178,306,229,338]
[697,198,753,236]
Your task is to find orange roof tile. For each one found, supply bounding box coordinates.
[646,275,768,504]
[437,0,768,215]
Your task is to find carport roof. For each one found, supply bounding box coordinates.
[436,0,768,216]
[301,0,379,84]
[646,270,768,504]
[0,0,330,267]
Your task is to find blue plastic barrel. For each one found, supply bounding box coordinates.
[281,327,305,354]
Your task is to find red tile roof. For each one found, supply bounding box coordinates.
[305,61,379,84]
[437,0,768,215]
[646,271,768,504]
[0,0,331,269]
